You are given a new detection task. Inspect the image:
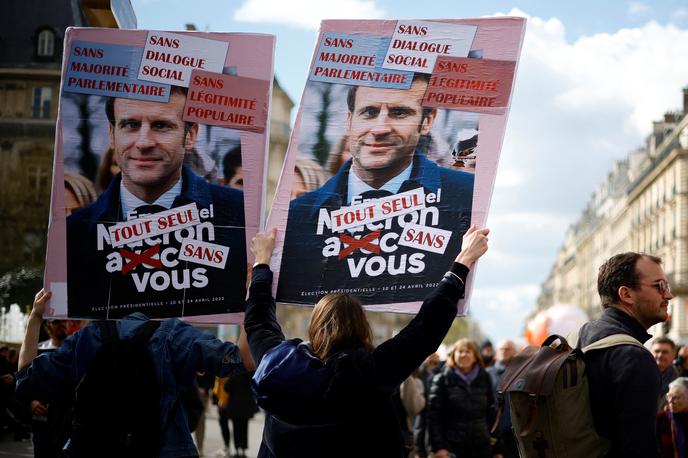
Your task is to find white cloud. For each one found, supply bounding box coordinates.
[469,284,541,340]
[493,168,526,189]
[234,0,384,29]
[470,9,688,340]
[628,2,653,16]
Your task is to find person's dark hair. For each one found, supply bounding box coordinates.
[105,86,196,140]
[653,336,676,350]
[222,145,242,181]
[346,73,434,124]
[308,294,374,360]
[597,252,662,308]
[95,148,118,192]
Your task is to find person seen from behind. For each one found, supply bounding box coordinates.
[16,290,253,458]
[245,225,489,457]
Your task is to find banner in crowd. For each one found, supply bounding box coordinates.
[268,18,525,314]
[44,28,274,320]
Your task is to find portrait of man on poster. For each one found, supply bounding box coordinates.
[67,87,247,318]
[278,74,475,304]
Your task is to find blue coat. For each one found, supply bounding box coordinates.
[16,313,246,458]
[66,166,247,319]
[277,152,474,305]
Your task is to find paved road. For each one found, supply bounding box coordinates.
[0,406,265,458]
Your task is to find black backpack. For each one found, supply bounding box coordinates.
[68,320,161,458]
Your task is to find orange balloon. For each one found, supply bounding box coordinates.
[526,312,550,346]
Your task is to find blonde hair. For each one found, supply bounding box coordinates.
[64,172,98,208]
[294,158,326,193]
[446,338,484,370]
[308,294,374,360]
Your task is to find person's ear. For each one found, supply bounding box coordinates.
[108,123,115,150]
[618,285,634,305]
[184,123,199,149]
[419,109,437,135]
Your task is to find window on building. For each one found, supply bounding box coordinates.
[27,165,50,202]
[37,29,55,57]
[32,87,52,119]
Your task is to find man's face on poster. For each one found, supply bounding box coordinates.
[109,92,198,199]
[346,79,436,186]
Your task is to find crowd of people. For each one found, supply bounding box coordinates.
[1,72,684,458]
[1,233,687,458]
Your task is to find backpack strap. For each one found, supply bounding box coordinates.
[581,334,646,353]
[491,393,505,434]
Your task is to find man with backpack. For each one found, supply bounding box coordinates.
[578,252,671,457]
[16,289,252,458]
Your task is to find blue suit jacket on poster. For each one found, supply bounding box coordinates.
[66,166,247,319]
[277,152,474,305]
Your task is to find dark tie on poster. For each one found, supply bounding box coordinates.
[133,204,167,218]
[358,189,393,200]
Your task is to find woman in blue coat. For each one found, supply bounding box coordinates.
[244,226,490,458]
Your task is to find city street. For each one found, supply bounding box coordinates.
[0,406,266,457]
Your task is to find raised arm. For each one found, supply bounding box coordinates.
[18,289,51,370]
[372,226,490,389]
[244,229,286,364]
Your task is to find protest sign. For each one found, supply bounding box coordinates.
[44,28,274,320]
[268,18,525,314]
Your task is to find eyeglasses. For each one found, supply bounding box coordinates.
[666,393,685,402]
[640,279,672,295]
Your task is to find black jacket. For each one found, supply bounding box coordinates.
[578,307,660,458]
[427,366,499,457]
[223,372,258,419]
[245,262,468,458]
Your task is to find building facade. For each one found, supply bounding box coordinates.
[536,88,688,342]
[0,0,89,274]
[0,1,294,277]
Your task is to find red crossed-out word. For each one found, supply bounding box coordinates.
[338,231,381,260]
[120,245,162,275]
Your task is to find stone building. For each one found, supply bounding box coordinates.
[0,0,90,274]
[0,1,294,276]
[536,88,688,341]
[266,79,293,213]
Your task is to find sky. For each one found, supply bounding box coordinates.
[130,0,688,341]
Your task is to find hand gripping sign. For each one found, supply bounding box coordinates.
[44,28,274,321]
[268,18,525,315]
